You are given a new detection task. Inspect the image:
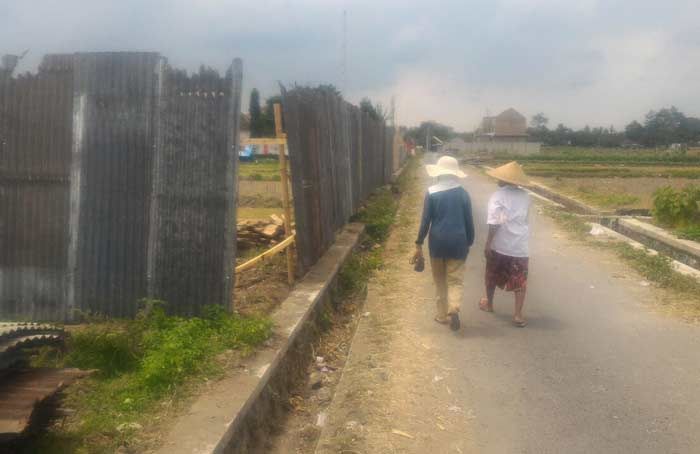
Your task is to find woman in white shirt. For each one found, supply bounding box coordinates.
[479,162,531,327]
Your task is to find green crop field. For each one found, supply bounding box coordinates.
[239,158,281,181]
[494,146,700,164]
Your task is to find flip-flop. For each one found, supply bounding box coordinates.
[513,319,528,328]
[478,297,493,312]
[434,316,449,325]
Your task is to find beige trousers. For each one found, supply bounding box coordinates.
[430,258,465,319]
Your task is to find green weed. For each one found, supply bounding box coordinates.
[29,302,272,453]
[652,185,700,228]
[677,225,700,241]
[614,244,700,295]
[239,159,281,181]
[352,189,399,244]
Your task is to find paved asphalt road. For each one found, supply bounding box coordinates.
[456,167,700,453]
[315,159,700,454]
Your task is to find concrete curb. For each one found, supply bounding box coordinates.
[156,223,365,454]
[610,218,700,270]
[589,223,700,280]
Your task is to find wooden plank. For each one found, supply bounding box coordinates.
[274,103,295,285]
[235,234,295,273]
[241,137,287,146]
[0,368,91,441]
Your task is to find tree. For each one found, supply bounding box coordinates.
[624,120,645,144]
[318,84,342,97]
[644,107,685,146]
[404,121,455,150]
[531,113,549,130]
[359,97,390,122]
[249,89,263,137]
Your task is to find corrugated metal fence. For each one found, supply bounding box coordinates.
[0,55,74,320]
[282,86,404,271]
[0,52,241,320]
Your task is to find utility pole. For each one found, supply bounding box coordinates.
[389,96,396,128]
[426,123,432,151]
[341,9,347,95]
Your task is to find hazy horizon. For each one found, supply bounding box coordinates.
[3,0,698,131]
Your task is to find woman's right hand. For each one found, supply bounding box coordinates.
[410,245,423,264]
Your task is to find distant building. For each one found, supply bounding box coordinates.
[441,137,469,155]
[476,108,528,142]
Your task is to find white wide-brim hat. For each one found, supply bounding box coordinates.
[426,156,466,178]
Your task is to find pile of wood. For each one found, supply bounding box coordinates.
[237,214,292,250]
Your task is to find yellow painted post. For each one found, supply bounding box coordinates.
[274,103,295,286]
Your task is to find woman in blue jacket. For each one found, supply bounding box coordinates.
[412,156,475,331]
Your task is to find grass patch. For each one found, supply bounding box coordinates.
[677,225,700,241]
[614,244,700,295]
[352,189,399,244]
[541,206,591,239]
[238,206,283,220]
[239,159,281,181]
[337,158,417,300]
[520,163,700,179]
[238,194,283,208]
[495,146,700,164]
[28,303,272,453]
[573,186,639,208]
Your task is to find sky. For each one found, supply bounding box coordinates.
[2,0,699,131]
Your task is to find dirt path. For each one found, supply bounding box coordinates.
[314,160,700,453]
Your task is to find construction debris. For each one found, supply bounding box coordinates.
[237,214,293,250]
[0,323,92,444]
[0,368,91,442]
[0,323,64,371]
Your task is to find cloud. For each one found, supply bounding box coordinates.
[2,0,698,130]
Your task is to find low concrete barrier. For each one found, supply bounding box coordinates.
[607,218,700,271]
[589,223,700,280]
[156,223,364,454]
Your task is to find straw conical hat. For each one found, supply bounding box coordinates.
[486,161,530,187]
[426,156,466,178]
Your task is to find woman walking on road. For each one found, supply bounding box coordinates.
[412,156,475,331]
[480,161,531,327]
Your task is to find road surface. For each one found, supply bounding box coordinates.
[313,161,700,454]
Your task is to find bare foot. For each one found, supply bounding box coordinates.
[478,297,493,313]
[434,316,449,324]
[513,318,527,328]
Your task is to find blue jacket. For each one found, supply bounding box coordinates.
[416,184,475,260]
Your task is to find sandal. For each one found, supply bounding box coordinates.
[434,316,449,324]
[513,319,527,328]
[478,297,493,312]
[449,313,461,331]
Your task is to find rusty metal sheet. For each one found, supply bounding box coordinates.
[0,368,89,441]
[0,322,64,370]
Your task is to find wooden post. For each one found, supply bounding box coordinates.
[274,103,295,286]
